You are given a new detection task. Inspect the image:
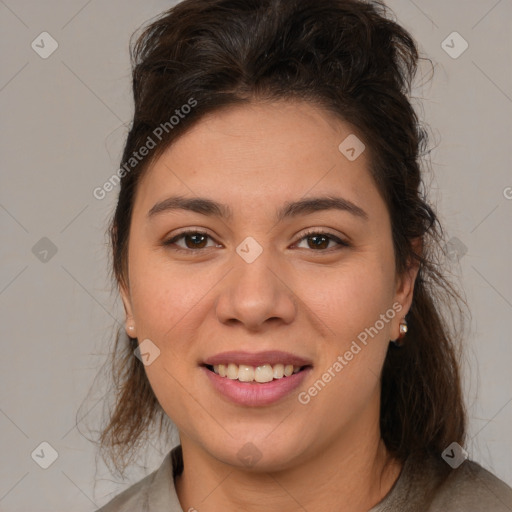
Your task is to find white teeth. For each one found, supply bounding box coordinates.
[238,365,254,382]
[226,363,238,379]
[211,363,304,382]
[255,364,274,383]
[273,363,284,379]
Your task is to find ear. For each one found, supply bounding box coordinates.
[392,237,422,339]
[119,280,137,338]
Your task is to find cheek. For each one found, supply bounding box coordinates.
[129,250,209,338]
[142,360,199,437]
[131,260,209,424]
[295,264,395,425]
[302,257,396,343]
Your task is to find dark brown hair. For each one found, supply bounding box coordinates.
[98,0,467,475]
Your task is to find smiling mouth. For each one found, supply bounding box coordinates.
[204,363,311,383]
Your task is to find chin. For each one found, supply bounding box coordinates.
[202,433,313,473]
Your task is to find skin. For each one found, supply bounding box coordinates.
[120,100,420,512]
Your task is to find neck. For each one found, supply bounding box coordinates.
[175,421,402,512]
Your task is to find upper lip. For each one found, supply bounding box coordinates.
[203,350,313,367]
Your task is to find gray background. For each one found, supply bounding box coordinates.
[1,0,511,510]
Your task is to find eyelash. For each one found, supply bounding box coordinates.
[163,229,350,254]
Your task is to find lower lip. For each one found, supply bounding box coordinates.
[202,366,312,406]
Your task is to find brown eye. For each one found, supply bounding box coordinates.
[295,231,349,251]
[164,230,219,252]
[306,234,330,250]
[181,232,209,249]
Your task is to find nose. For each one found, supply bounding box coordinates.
[214,249,297,331]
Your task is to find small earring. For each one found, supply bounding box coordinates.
[393,318,408,346]
[126,325,135,335]
[399,318,408,337]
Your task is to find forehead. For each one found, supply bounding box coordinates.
[133,100,383,221]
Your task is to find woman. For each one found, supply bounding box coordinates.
[95,0,512,510]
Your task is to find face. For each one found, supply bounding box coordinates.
[120,101,418,471]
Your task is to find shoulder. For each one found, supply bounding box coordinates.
[94,469,156,512]
[94,446,183,512]
[371,452,512,512]
[429,459,512,511]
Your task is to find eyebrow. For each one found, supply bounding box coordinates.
[147,194,368,222]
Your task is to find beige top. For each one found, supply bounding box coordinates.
[96,445,512,511]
